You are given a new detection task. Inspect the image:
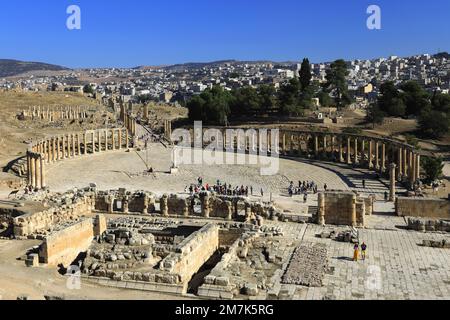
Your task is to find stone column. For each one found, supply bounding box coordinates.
[314,135,319,157]
[318,193,325,226]
[71,134,76,157]
[339,137,344,162]
[323,135,327,158]
[40,155,46,189]
[403,148,408,176]
[201,195,210,218]
[27,154,32,185]
[381,143,386,173]
[397,148,403,181]
[375,141,379,169]
[350,194,357,227]
[368,140,373,169]
[92,132,96,154]
[118,129,122,149]
[416,154,421,181]
[160,195,169,217]
[282,133,286,155]
[105,130,108,150]
[389,163,396,201]
[411,152,417,183]
[62,135,67,159]
[84,133,88,155]
[354,138,359,164]
[52,138,56,162]
[67,135,71,157]
[98,130,102,152]
[56,137,60,160]
[77,134,81,156]
[409,151,414,185]
[125,129,129,149]
[346,137,351,164]
[111,129,116,150]
[361,139,365,165]
[35,156,41,190]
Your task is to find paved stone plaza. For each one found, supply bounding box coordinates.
[274,221,450,300]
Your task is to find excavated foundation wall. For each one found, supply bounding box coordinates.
[39,215,106,267]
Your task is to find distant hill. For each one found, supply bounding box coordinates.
[433,52,449,59]
[0,59,68,77]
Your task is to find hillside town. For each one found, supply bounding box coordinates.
[1,53,449,109]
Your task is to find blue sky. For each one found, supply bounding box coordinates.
[0,0,449,68]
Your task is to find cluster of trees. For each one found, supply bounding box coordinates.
[367,81,450,138]
[187,58,352,125]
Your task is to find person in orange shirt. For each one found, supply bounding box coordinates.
[353,243,359,262]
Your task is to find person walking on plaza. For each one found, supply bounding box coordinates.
[361,242,367,261]
[353,243,359,262]
[362,179,366,189]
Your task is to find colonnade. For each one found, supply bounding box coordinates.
[279,131,420,184]
[189,128,421,186]
[23,106,90,121]
[26,127,131,190]
[120,104,137,136]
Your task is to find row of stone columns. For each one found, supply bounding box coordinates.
[26,152,46,190]
[280,132,421,183]
[27,128,132,188]
[25,106,89,121]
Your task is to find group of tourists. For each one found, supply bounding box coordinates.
[186,177,264,198]
[287,180,321,198]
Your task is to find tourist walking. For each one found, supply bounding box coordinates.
[361,242,367,261]
[353,243,359,262]
[362,179,366,189]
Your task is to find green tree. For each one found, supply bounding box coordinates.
[186,86,232,125]
[317,91,333,107]
[418,108,449,139]
[366,103,386,128]
[83,84,94,94]
[278,78,303,116]
[257,84,277,114]
[377,82,406,117]
[421,156,444,182]
[324,59,350,108]
[400,81,430,116]
[431,92,450,113]
[232,86,261,115]
[299,58,312,90]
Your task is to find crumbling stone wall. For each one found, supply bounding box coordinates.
[317,192,365,227]
[13,196,95,237]
[396,197,450,219]
[166,195,192,217]
[95,191,156,214]
[160,223,219,285]
[39,215,106,267]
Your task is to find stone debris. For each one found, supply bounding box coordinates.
[282,243,328,287]
[421,239,450,248]
[407,217,450,233]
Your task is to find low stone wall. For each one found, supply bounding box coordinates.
[13,196,95,237]
[39,215,106,267]
[160,224,220,286]
[396,197,450,219]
